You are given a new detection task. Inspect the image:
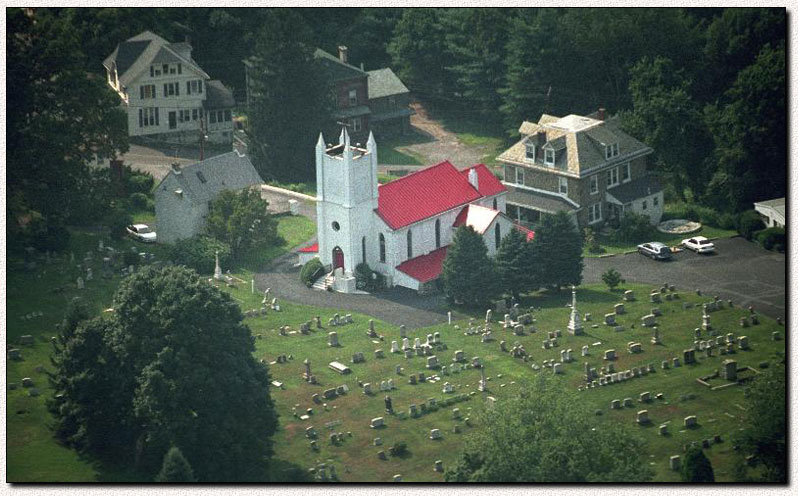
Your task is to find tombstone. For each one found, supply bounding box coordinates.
[737,336,749,350]
[604,313,616,326]
[639,391,651,403]
[614,303,625,315]
[403,349,413,359]
[453,350,465,362]
[651,327,661,345]
[702,314,712,332]
[604,349,616,361]
[553,362,564,374]
[751,314,759,325]
[323,388,337,400]
[772,331,781,341]
[684,415,697,428]
[21,377,34,388]
[485,309,493,323]
[442,382,454,394]
[389,340,400,354]
[650,291,661,303]
[657,424,668,436]
[408,403,419,417]
[637,410,650,424]
[628,342,642,354]
[363,383,373,395]
[426,355,439,369]
[720,359,738,381]
[641,314,656,327]
[429,428,442,440]
[611,399,621,409]
[374,349,385,359]
[76,277,85,290]
[670,455,681,471]
[683,349,696,365]
[370,417,385,429]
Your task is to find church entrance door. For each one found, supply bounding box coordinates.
[332,246,344,271]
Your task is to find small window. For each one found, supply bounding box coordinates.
[209,112,217,124]
[605,143,619,159]
[642,200,648,210]
[525,143,536,162]
[495,222,501,250]
[544,149,555,166]
[559,176,568,195]
[177,63,182,74]
[621,162,631,182]
[196,171,207,184]
[435,219,441,249]
[379,233,386,263]
[407,230,413,259]
[590,175,599,195]
[198,80,203,93]
[352,117,362,132]
[516,167,524,185]
[150,65,154,78]
[225,110,232,122]
[349,89,358,106]
[653,195,659,207]
[332,221,340,231]
[155,69,161,76]
[170,67,176,75]
[163,64,169,74]
[493,198,498,210]
[588,202,602,224]
[192,108,198,120]
[607,167,619,188]
[361,236,366,263]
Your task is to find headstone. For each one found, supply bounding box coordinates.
[737,336,749,350]
[684,415,697,428]
[393,474,402,482]
[683,349,696,365]
[639,391,651,403]
[624,290,635,301]
[659,424,668,436]
[623,398,633,408]
[429,428,442,440]
[363,383,373,395]
[772,331,781,341]
[375,349,384,359]
[426,355,439,369]
[442,382,454,394]
[614,303,625,315]
[76,277,85,290]
[637,410,650,424]
[399,325,407,338]
[627,342,642,354]
[641,314,656,327]
[567,286,583,335]
[611,399,621,409]
[553,362,563,374]
[21,377,34,388]
[391,340,400,353]
[720,359,737,381]
[434,460,444,472]
[604,313,616,326]
[672,357,681,368]
[409,404,418,417]
[328,332,339,347]
[651,327,661,344]
[650,291,661,303]
[670,455,681,471]
[402,337,411,350]
[453,350,465,362]
[370,417,384,428]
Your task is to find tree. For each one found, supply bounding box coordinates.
[681,445,715,482]
[445,375,653,482]
[621,56,714,200]
[205,188,279,259]
[155,446,197,483]
[495,227,532,300]
[442,226,497,307]
[602,268,622,291]
[735,362,786,482]
[50,266,279,481]
[247,9,333,182]
[529,211,583,290]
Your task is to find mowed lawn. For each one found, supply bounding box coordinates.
[6,220,784,481]
[586,225,739,257]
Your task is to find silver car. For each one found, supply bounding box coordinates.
[126,224,157,243]
[637,241,672,260]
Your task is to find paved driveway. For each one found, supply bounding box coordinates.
[584,237,786,320]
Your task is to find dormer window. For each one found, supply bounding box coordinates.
[348,89,358,106]
[525,142,536,162]
[605,143,619,160]
[544,149,555,166]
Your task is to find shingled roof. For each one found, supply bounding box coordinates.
[314,48,366,82]
[103,31,208,87]
[158,152,263,203]
[204,80,235,109]
[367,68,409,99]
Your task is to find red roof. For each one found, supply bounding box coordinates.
[298,243,319,253]
[453,204,501,234]
[460,164,507,197]
[514,224,535,241]
[376,161,482,230]
[396,246,449,283]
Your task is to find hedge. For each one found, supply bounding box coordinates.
[300,258,324,287]
[168,236,232,274]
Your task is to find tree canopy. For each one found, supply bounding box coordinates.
[529,211,583,290]
[49,265,279,481]
[494,226,533,300]
[445,375,654,482]
[442,226,497,307]
[681,445,715,482]
[155,446,197,483]
[205,188,279,259]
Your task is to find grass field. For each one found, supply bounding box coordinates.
[6,225,784,481]
[585,225,739,258]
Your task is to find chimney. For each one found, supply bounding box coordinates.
[338,46,348,64]
[171,162,182,174]
[597,107,606,121]
[468,168,479,191]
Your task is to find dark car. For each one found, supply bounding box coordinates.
[637,241,672,260]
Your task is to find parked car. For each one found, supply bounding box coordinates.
[126,224,157,243]
[637,241,672,260]
[681,236,715,254]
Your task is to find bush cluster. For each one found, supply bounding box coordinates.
[662,202,737,229]
[168,236,232,274]
[300,258,324,287]
[613,212,656,243]
[354,262,386,292]
[736,210,766,240]
[756,227,785,252]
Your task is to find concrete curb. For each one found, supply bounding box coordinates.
[261,184,317,202]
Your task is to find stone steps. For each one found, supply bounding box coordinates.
[312,272,334,291]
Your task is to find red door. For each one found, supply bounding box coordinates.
[332,247,344,271]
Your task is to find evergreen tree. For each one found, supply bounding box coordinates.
[247,9,333,182]
[445,375,653,482]
[681,445,715,482]
[529,211,583,290]
[442,226,497,307]
[155,446,197,483]
[601,268,622,291]
[495,227,532,300]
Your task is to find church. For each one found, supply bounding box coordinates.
[307,128,530,293]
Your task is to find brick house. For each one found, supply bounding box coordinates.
[497,111,662,229]
[103,31,235,143]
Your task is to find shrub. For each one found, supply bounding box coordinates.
[129,192,151,210]
[602,268,622,291]
[168,236,232,274]
[718,212,738,230]
[614,212,656,243]
[123,250,141,267]
[756,227,785,251]
[126,171,154,195]
[584,228,602,254]
[737,210,765,240]
[31,218,71,253]
[354,262,386,292]
[390,441,408,457]
[300,258,324,287]
[106,207,133,240]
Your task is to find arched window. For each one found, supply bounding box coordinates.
[435,219,441,249]
[379,234,386,263]
[495,222,501,250]
[407,230,413,259]
[362,236,366,264]
[493,198,498,210]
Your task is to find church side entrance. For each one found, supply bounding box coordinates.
[332,246,344,271]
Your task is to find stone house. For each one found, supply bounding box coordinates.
[307,128,524,293]
[103,31,235,144]
[154,151,263,244]
[497,111,662,229]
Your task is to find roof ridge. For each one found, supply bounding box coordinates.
[378,160,456,189]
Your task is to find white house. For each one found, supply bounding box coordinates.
[308,128,523,293]
[103,31,234,144]
[753,197,785,228]
[154,151,263,244]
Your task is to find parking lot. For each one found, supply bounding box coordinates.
[583,237,786,321]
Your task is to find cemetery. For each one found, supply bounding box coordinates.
[5,232,787,482]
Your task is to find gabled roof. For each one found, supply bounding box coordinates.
[204,80,235,109]
[453,204,501,234]
[396,246,448,283]
[314,48,367,82]
[500,113,652,175]
[157,152,263,203]
[375,161,483,230]
[367,68,409,99]
[103,31,209,87]
[460,164,506,197]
